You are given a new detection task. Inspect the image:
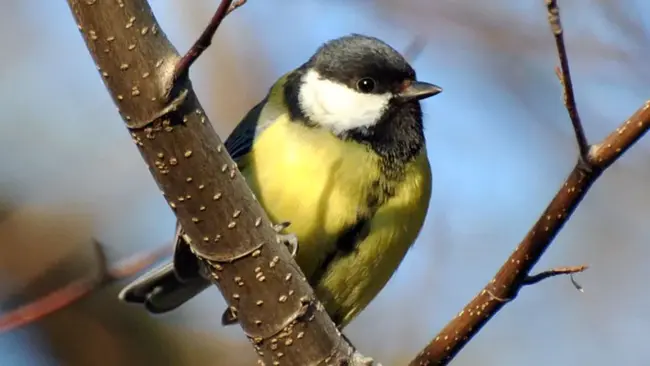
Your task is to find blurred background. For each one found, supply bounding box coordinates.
[1,0,649,365]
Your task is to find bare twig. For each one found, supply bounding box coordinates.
[173,0,246,81]
[570,273,584,292]
[403,35,427,63]
[0,242,172,333]
[409,1,650,364]
[410,86,650,366]
[522,264,588,286]
[547,0,589,160]
[227,0,248,15]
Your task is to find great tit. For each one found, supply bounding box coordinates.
[119,34,442,329]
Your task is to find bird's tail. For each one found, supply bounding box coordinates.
[118,262,211,314]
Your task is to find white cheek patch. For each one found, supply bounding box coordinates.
[298,69,391,134]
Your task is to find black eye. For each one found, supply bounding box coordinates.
[356,77,376,93]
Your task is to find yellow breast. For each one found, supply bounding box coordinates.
[238,115,432,327]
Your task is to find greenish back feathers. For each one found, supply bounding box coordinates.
[224,72,292,162]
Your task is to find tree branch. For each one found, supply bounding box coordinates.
[66,1,360,365]
[547,0,589,160]
[408,2,650,365]
[522,264,588,286]
[172,0,246,82]
[0,241,171,333]
[403,35,427,63]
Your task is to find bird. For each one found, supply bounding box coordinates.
[119,34,442,329]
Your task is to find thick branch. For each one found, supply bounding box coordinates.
[409,1,650,364]
[66,1,355,365]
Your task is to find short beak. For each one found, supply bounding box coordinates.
[397,81,443,101]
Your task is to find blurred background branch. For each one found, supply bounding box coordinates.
[0,241,172,333]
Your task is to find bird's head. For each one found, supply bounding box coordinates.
[288,34,442,135]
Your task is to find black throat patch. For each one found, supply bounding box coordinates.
[341,100,425,176]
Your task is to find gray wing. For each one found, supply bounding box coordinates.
[224,95,285,161]
[118,222,211,313]
[118,261,211,314]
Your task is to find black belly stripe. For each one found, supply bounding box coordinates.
[307,178,396,287]
[308,216,370,286]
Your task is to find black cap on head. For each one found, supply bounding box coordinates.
[306,34,416,95]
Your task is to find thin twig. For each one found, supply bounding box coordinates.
[410,93,650,366]
[172,0,245,81]
[570,273,584,292]
[105,244,173,280]
[403,35,427,63]
[0,242,172,333]
[522,264,588,286]
[546,0,590,160]
[227,0,248,15]
[409,1,650,364]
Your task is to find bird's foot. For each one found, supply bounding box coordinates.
[273,221,298,257]
[341,333,379,365]
[350,353,379,366]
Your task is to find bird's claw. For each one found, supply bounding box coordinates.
[352,354,378,366]
[342,333,378,365]
[273,221,291,233]
[277,233,298,257]
[273,221,298,257]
